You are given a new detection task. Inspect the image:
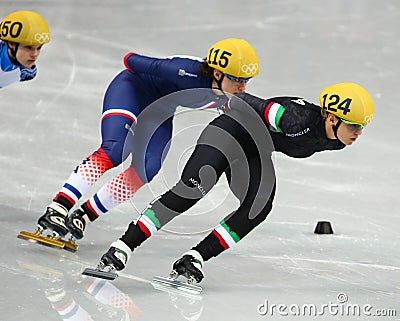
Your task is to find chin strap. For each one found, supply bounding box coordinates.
[332,118,346,144]
[332,118,341,139]
[7,42,21,65]
[212,73,230,103]
[213,73,225,92]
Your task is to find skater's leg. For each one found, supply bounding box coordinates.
[37,147,116,236]
[97,113,257,273]
[99,140,229,271]
[173,112,276,282]
[53,148,116,210]
[122,141,229,245]
[67,117,174,238]
[191,157,275,260]
[39,71,143,235]
[66,166,144,239]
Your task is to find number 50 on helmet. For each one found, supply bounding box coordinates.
[207,38,259,79]
[0,10,50,45]
[320,82,374,125]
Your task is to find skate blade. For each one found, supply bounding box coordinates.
[18,230,65,249]
[61,239,79,252]
[82,267,118,280]
[18,231,78,252]
[152,275,202,296]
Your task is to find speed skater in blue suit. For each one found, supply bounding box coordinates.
[34,38,260,241]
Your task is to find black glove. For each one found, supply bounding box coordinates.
[217,100,230,114]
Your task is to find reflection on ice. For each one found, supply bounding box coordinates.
[17,258,141,321]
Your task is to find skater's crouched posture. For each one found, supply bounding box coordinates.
[96,82,375,284]
[34,38,259,240]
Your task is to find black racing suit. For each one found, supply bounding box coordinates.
[119,93,345,261]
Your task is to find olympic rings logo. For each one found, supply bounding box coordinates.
[34,32,50,44]
[241,63,258,75]
[364,114,374,124]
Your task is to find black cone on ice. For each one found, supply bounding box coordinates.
[314,221,333,234]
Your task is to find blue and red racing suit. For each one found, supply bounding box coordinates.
[54,53,227,219]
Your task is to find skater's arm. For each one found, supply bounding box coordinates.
[229,93,286,133]
[124,53,202,77]
[234,93,318,135]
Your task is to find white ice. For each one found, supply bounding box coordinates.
[0,1,399,320]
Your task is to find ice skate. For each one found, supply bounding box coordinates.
[171,250,204,284]
[36,202,69,236]
[18,202,78,252]
[66,208,89,240]
[82,240,131,280]
[152,250,204,295]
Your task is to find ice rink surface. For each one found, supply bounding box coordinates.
[1,0,399,320]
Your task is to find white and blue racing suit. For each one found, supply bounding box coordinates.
[0,40,37,88]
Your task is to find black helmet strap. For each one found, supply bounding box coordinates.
[212,72,225,92]
[333,118,342,141]
[7,42,21,65]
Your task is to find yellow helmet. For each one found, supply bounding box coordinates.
[319,82,374,125]
[207,38,259,78]
[0,10,50,45]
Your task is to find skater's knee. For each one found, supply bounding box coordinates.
[172,177,208,201]
[247,197,273,222]
[181,165,219,193]
[100,141,127,166]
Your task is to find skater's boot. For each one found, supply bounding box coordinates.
[66,208,90,240]
[172,250,204,284]
[37,202,69,237]
[99,240,132,272]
